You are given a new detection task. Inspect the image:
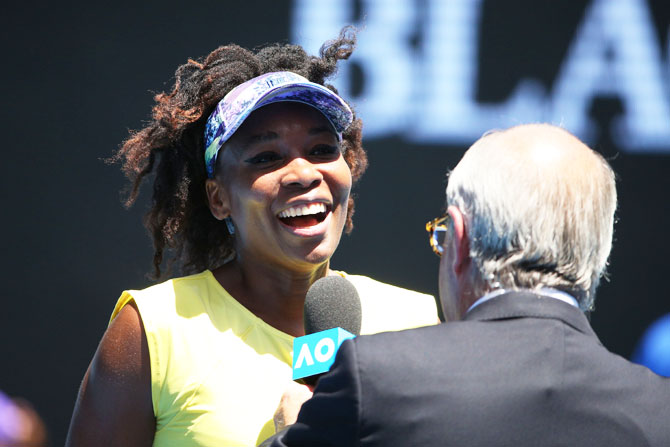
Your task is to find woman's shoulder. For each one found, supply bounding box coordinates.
[133,270,215,297]
[338,272,433,300]
[336,271,440,334]
[109,270,217,324]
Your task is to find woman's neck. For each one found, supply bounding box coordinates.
[212,257,332,337]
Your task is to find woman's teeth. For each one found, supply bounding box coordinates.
[277,203,327,218]
[277,203,328,228]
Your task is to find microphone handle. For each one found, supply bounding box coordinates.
[296,373,321,389]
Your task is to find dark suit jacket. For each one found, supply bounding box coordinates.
[270,291,670,446]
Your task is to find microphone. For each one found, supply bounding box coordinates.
[292,276,362,387]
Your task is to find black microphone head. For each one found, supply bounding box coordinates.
[304,276,362,336]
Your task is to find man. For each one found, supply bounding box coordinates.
[268,123,670,446]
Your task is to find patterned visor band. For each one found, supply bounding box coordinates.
[204,71,354,178]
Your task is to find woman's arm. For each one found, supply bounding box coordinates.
[65,302,155,447]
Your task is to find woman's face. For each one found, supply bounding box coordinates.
[209,102,352,271]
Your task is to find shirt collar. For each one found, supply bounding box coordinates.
[467,287,579,313]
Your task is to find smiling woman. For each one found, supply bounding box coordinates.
[208,102,353,276]
[65,26,438,447]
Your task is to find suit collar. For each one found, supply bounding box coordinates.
[463,290,598,338]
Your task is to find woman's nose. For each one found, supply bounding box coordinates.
[281,157,323,188]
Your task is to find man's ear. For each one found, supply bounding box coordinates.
[205,178,231,221]
[447,205,470,276]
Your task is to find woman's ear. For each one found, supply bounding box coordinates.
[205,178,231,221]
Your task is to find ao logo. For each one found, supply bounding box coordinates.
[292,0,670,152]
[295,337,336,368]
[292,327,356,380]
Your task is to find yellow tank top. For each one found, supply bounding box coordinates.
[110,270,437,446]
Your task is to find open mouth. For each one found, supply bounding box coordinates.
[277,202,329,228]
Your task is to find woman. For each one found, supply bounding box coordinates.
[66,28,437,447]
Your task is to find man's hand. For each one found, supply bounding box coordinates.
[273,382,314,432]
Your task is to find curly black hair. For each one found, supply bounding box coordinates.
[112,26,367,279]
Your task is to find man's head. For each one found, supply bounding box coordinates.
[439,123,617,320]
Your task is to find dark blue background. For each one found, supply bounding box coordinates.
[1,1,668,445]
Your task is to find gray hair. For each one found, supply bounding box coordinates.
[446,124,617,311]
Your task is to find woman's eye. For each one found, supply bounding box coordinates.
[244,152,282,165]
[311,144,340,157]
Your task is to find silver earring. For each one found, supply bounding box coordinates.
[224,217,235,235]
